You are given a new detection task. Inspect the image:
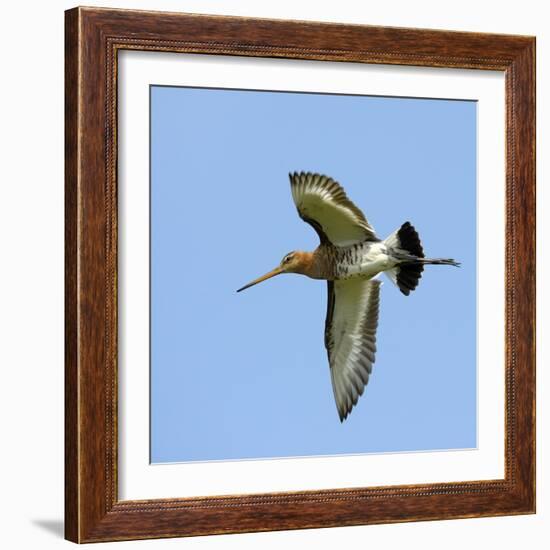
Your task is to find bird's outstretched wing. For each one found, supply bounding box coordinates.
[290,172,378,246]
[325,278,381,421]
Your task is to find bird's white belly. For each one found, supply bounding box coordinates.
[338,243,396,280]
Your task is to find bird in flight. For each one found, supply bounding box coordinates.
[237,172,459,421]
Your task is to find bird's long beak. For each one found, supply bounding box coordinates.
[236,266,284,293]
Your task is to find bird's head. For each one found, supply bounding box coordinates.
[236,251,313,293]
[279,251,308,273]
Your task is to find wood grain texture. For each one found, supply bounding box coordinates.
[64,7,79,543]
[64,6,536,543]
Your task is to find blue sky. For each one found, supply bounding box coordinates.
[150,85,477,463]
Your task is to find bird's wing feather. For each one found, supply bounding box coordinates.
[325,278,381,421]
[290,172,378,246]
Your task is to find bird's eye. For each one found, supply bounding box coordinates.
[284,255,293,263]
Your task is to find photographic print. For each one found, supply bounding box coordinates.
[65,8,535,541]
[150,85,476,463]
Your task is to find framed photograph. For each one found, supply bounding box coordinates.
[65,7,535,543]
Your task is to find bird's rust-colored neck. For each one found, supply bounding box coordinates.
[293,249,334,279]
[293,251,316,277]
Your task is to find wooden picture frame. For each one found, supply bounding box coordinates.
[65,6,535,543]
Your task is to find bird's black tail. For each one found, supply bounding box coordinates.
[384,221,460,296]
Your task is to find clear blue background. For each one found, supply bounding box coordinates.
[150,85,477,463]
